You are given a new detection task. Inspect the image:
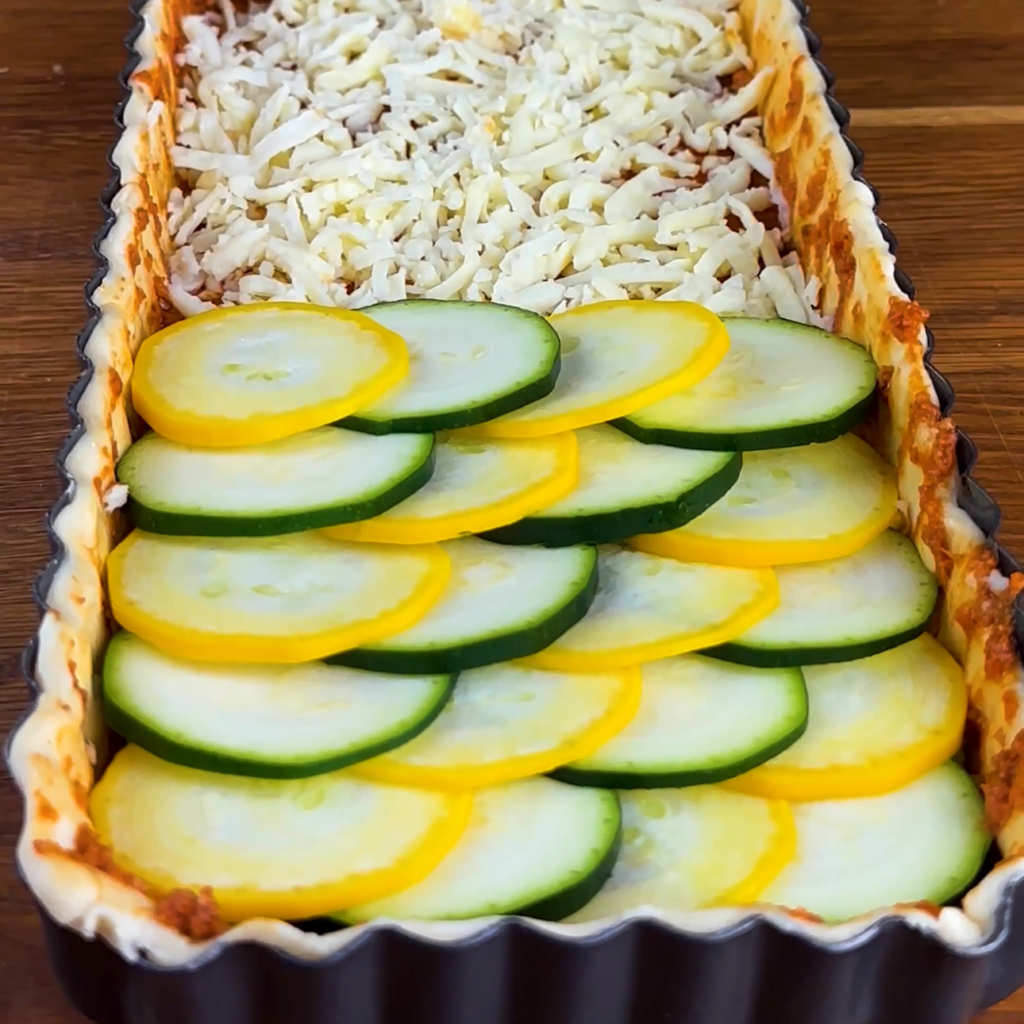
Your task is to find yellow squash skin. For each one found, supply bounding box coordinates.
[131,303,409,447]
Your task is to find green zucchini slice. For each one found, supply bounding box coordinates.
[710,530,938,667]
[102,632,455,778]
[116,427,434,536]
[341,300,560,433]
[616,317,877,451]
[333,537,597,674]
[761,763,990,921]
[554,654,807,789]
[482,425,740,546]
[340,778,621,922]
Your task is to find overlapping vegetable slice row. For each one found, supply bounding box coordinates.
[95,299,986,926]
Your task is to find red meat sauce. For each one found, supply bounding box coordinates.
[34,824,227,941]
[984,731,1024,836]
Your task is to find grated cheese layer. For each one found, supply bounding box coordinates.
[169,0,823,321]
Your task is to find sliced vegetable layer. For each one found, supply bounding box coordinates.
[103,633,455,778]
[526,546,778,671]
[555,655,807,789]
[630,434,897,567]
[342,300,561,434]
[323,434,578,544]
[569,787,795,921]
[727,635,967,801]
[353,661,641,790]
[130,303,408,447]
[116,428,434,537]
[761,763,990,921]
[334,538,597,674]
[711,531,938,667]
[616,317,877,450]
[107,530,449,663]
[90,745,472,921]
[341,778,621,922]
[482,426,740,546]
[472,301,728,438]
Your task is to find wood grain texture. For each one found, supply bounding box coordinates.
[808,0,1024,109]
[0,0,1022,1021]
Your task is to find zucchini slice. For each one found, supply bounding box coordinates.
[616,317,877,451]
[554,655,807,789]
[107,530,450,664]
[761,763,990,922]
[341,300,561,434]
[568,787,795,921]
[90,745,472,921]
[711,531,938,667]
[472,301,727,438]
[481,426,740,547]
[322,434,578,544]
[340,778,621,922]
[525,546,778,672]
[102,633,455,779]
[116,428,434,537]
[630,434,897,567]
[352,661,641,790]
[131,303,408,447]
[334,537,597,674]
[727,635,967,801]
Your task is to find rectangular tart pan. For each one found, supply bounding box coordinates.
[11,0,1024,1021]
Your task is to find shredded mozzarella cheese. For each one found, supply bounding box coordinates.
[169,0,822,322]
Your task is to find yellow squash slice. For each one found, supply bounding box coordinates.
[91,745,472,921]
[727,635,967,801]
[323,434,578,544]
[568,787,795,921]
[352,661,641,790]
[107,530,450,663]
[525,546,778,671]
[471,301,728,438]
[131,303,408,447]
[630,434,898,567]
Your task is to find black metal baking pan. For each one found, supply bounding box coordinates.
[11,0,1024,1021]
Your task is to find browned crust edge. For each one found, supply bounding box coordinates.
[741,0,1024,858]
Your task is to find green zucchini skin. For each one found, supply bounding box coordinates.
[760,763,990,921]
[707,529,937,669]
[612,316,878,452]
[481,451,742,547]
[611,389,875,452]
[102,666,457,781]
[341,352,560,435]
[708,620,932,669]
[549,714,808,791]
[339,299,563,434]
[121,441,436,537]
[516,801,623,921]
[333,784,622,924]
[330,554,599,675]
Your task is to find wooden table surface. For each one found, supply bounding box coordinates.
[2,0,1023,1020]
